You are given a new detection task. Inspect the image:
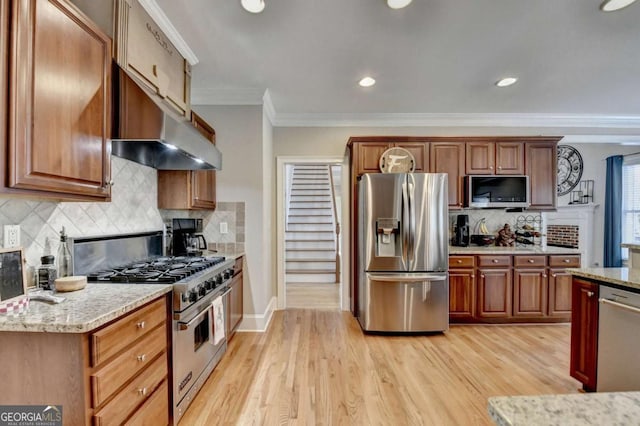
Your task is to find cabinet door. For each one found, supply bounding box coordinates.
[570,278,599,391]
[496,142,524,175]
[9,0,111,199]
[191,170,216,209]
[395,143,428,172]
[477,268,512,318]
[449,269,476,320]
[526,142,557,210]
[191,111,216,143]
[466,141,495,174]
[548,269,573,318]
[513,269,547,317]
[354,142,391,175]
[431,142,465,209]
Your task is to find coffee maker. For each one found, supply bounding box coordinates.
[452,214,469,247]
[172,218,207,256]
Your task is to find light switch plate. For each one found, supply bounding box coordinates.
[220,222,228,234]
[3,225,20,248]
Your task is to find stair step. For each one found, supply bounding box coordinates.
[286,240,335,250]
[286,233,334,241]
[286,261,336,269]
[286,251,336,260]
[288,214,332,217]
[286,273,336,283]
[287,223,334,232]
[289,196,331,201]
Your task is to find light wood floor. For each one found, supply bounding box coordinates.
[286,283,340,309]
[180,310,580,425]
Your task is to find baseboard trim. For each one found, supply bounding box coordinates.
[236,296,277,333]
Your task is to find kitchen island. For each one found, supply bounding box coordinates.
[488,392,640,426]
[0,284,173,425]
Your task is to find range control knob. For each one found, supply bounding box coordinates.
[205,279,214,290]
[181,292,189,303]
[198,285,206,297]
[223,269,232,280]
[188,290,198,303]
[215,274,223,285]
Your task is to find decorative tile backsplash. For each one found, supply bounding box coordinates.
[0,157,165,284]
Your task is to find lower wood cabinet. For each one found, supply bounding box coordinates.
[0,295,171,425]
[449,253,579,323]
[570,278,599,391]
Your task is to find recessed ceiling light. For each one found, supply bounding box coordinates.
[387,0,413,9]
[600,0,637,11]
[241,0,265,13]
[496,77,518,87]
[358,77,376,87]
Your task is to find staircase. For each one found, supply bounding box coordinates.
[285,164,339,283]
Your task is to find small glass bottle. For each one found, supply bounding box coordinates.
[57,227,73,278]
[37,255,57,290]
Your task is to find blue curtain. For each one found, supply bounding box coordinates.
[604,155,623,267]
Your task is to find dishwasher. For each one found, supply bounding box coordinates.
[597,285,640,391]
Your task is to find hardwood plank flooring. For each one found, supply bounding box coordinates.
[286,283,340,310]
[179,310,579,425]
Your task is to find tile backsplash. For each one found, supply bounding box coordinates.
[0,157,165,284]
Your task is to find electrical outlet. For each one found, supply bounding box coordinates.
[220,222,228,234]
[3,225,20,248]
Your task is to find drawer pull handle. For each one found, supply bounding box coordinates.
[138,387,147,396]
[480,274,485,278]
[587,291,594,298]
[137,354,146,362]
[471,275,475,278]
[528,259,534,263]
[457,260,462,263]
[136,321,145,329]
[542,274,547,278]
[564,259,570,263]
[552,274,557,278]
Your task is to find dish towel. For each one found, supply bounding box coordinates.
[212,295,225,345]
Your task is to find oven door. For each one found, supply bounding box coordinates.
[173,301,221,405]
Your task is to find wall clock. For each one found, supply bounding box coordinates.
[557,145,583,196]
[379,147,415,173]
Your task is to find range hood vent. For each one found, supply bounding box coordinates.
[111,66,221,170]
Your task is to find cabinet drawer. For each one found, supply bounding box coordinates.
[91,297,167,367]
[514,255,547,267]
[92,324,167,407]
[93,352,167,426]
[449,256,475,268]
[549,255,581,268]
[477,255,512,267]
[124,379,169,426]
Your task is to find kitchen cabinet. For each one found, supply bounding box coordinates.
[0,295,171,425]
[4,0,112,200]
[226,256,244,339]
[526,141,559,210]
[477,267,512,318]
[465,141,524,175]
[431,142,465,209]
[157,112,217,209]
[448,256,476,320]
[570,278,599,391]
[548,255,580,317]
[513,255,548,317]
[351,138,429,176]
[115,0,191,117]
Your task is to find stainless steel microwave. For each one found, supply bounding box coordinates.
[465,175,530,208]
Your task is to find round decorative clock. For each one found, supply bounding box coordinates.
[557,145,583,196]
[379,147,415,173]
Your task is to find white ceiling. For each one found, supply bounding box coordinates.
[151,0,640,133]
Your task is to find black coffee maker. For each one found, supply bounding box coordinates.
[452,214,470,247]
[172,218,207,256]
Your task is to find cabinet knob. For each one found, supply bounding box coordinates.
[136,321,145,329]
[498,166,502,170]
[552,274,557,278]
[471,275,475,278]
[138,387,148,396]
[480,274,485,278]
[137,354,146,362]
[564,259,570,263]
[457,260,462,263]
[528,259,534,263]
[587,291,594,298]
[489,166,494,170]
[542,274,547,278]
[492,259,499,263]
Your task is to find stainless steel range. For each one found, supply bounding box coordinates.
[72,231,234,424]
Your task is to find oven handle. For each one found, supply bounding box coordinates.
[178,305,211,331]
[221,286,231,297]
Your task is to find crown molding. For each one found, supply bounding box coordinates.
[191,88,265,106]
[138,0,199,65]
[270,113,640,129]
[262,89,276,125]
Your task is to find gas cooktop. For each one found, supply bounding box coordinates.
[86,256,226,284]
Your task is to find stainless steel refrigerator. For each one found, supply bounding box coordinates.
[357,173,449,332]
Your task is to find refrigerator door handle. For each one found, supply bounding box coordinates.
[402,180,410,269]
[407,174,416,268]
[366,273,447,282]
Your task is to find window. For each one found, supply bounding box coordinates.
[622,154,640,260]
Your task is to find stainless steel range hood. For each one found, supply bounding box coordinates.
[111,66,222,170]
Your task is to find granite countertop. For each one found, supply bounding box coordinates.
[205,250,245,260]
[621,243,640,250]
[567,267,640,291]
[0,284,172,333]
[450,246,581,255]
[488,392,640,426]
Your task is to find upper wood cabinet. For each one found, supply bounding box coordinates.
[466,141,524,175]
[525,141,559,210]
[350,137,429,176]
[430,142,465,209]
[115,0,191,117]
[5,0,112,200]
[158,112,216,209]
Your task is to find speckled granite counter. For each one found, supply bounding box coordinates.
[0,284,172,333]
[567,268,640,292]
[488,392,640,426]
[621,243,640,250]
[204,250,245,260]
[450,246,581,255]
